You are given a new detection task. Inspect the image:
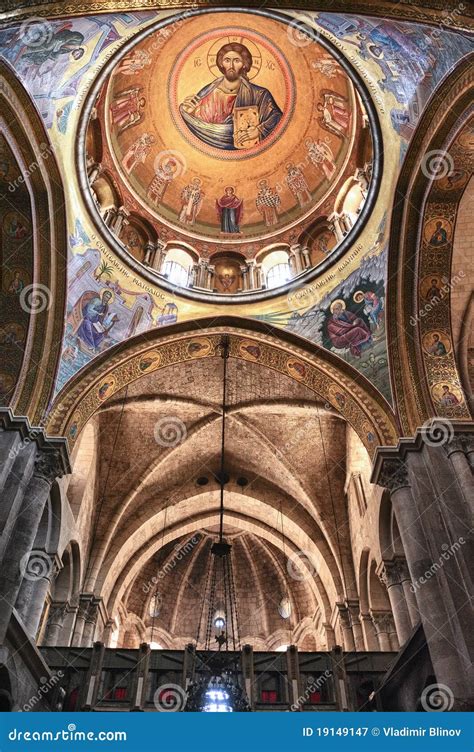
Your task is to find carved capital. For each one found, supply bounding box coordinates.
[394,557,411,583]
[370,611,395,634]
[33,451,63,483]
[48,601,70,626]
[377,459,409,493]
[378,560,400,589]
[444,433,474,458]
[336,604,351,629]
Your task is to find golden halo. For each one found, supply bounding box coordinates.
[330,299,346,313]
[100,288,115,304]
[353,291,365,303]
[207,34,262,80]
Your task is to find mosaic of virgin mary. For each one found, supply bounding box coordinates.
[179,42,282,150]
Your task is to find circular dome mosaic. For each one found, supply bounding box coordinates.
[85,10,378,295]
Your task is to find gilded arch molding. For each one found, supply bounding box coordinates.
[386,57,473,435]
[46,316,399,455]
[3,0,473,32]
[0,60,68,424]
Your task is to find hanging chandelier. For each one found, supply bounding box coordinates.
[186,335,251,712]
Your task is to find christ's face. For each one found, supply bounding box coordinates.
[221,51,244,81]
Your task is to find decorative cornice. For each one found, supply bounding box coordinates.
[370,419,474,485]
[0,407,71,475]
[1,0,473,32]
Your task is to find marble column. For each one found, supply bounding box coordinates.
[143,241,156,266]
[81,598,102,647]
[15,554,59,639]
[360,613,379,651]
[289,244,303,275]
[0,450,64,643]
[43,601,70,647]
[87,162,101,185]
[241,644,254,708]
[370,611,393,651]
[111,206,129,236]
[246,260,257,290]
[347,601,365,651]
[101,619,116,647]
[374,455,472,703]
[336,604,355,651]
[240,265,249,291]
[396,557,419,627]
[71,595,91,647]
[103,206,117,228]
[443,433,474,509]
[378,559,412,644]
[152,242,166,272]
[328,212,345,242]
[301,246,311,269]
[322,623,336,650]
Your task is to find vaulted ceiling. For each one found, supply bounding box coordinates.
[71,355,370,648]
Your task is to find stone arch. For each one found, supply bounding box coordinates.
[450,174,473,411]
[100,500,336,623]
[386,56,473,433]
[47,316,399,456]
[0,60,67,424]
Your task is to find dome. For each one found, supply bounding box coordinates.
[83,10,378,298]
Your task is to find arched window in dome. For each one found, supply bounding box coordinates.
[161,247,194,287]
[261,249,292,290]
